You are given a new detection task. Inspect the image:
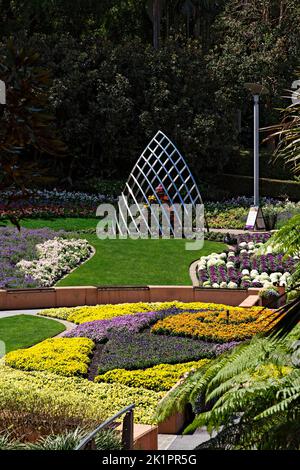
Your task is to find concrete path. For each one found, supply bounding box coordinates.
[207,228,247,235]
[158,427,213,450]
[0,309,75,334]
[207,228,274,235]
[189,260,200,287]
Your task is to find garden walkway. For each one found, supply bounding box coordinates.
[158,427,215,450]
[208,228,248,235]
[0,309,75,335]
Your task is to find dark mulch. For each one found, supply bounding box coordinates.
[88,343,105,381]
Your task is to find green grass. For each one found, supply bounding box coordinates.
[0,217,98,231]
[0,315,65,353]
[57,236,225,286]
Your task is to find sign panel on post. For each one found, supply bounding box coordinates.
[245,206,265,230]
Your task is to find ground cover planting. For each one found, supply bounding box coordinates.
[5,338,94,376]
[0,226,225,289]
[0,315,65,353]
[0,365,162,428]
[151,307,276,342]
[0,227,66,288]
[64,311,170,342]
[0,301,290,442]
[17,238,93,287]
[0,189,115,221]
[95,359,210,392]
[0,227,93,288]
[40,301,238,323]
[1,191,299,231]
[96,331,218,373]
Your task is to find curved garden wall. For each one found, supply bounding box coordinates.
[0,285,284,310]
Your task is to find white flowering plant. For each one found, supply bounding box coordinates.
[17,238,93,287]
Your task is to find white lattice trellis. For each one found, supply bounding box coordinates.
[118,130,203,236]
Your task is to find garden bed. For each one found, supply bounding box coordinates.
[0,227,93,288]
[197,232,297,290]
[0,300,277,442]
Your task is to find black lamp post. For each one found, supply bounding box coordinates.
[0,80,5,105]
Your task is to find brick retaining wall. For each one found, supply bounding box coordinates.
[0,285,276,311]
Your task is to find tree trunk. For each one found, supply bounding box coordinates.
[153,0,161,49]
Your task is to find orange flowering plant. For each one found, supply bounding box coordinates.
[151,307,277,343]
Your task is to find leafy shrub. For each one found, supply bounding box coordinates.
[5,338,94,376]
[0,365,163,425]
[95,360,210,392]
[215,174,300,201]
[94,429,123,451]
[0,428,123,450]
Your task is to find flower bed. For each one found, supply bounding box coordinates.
[40,301,234,324]
[197,237,297,289]
[16,238,93,287]
[206,197,300,229]
[0,299,275,433]
[64,311,170,342]
[0,227,93,288]
[0,189,115,220]
[95,359,210,392]
[0,227,66,288]
[97,331,218,373]
[151,308,276,343]
[5,338,94,377]
[0,365,162,425]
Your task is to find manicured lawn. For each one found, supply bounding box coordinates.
[57,236,225,286]
[0,217,98,231]
[0,315,65,353]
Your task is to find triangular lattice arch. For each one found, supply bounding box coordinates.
[118,130,203,236]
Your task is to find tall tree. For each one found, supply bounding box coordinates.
[0,41,65,209]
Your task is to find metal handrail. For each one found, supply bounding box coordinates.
[75,404,135,450]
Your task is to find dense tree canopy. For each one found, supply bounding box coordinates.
[0,0,300,186]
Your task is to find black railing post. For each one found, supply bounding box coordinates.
[75,404,135,450]
[122,409,134,450]
[85,438,97,450]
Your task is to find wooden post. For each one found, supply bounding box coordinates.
[122,410,134,450]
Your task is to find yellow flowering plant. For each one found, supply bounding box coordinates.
[95,359,210,392]
[39,301,263,324]
[39,302,172,324]
[0,365,163,425]
[5,338,95,377]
